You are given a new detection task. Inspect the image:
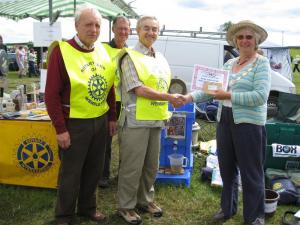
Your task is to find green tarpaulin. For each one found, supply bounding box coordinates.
[0,0,138,21]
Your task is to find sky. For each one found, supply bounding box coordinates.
[0,0,299,46]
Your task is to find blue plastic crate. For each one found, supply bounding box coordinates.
[168,102,195,113]
[156,168,192,187]
[159,103,195,169]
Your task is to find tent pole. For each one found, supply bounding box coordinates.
[109,18,112,41]
[49,0,53,23]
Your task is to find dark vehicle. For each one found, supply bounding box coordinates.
[7,52,18,71]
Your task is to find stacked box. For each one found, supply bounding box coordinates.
[265,122,300,170]
[156,103,195,187]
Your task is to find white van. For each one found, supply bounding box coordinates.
[126,35,296,115]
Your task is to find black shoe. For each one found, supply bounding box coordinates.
[98,179,109,188]
[213,210,230,223]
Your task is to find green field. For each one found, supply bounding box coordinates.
[293,71,300,94]
[0,71,299,225]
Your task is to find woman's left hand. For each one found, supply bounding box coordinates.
[208,89,231,100]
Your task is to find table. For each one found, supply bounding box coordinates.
[0,119,59,189]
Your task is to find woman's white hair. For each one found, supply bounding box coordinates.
[74,3,102,23]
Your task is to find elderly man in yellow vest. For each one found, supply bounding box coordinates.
[116,16,184,224]
[45,4,116,225]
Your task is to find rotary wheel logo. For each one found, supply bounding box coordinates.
[88,74,107,102]
[157,78,168,92]
[16,138,54,173]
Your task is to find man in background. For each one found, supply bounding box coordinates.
[99,15,131,188]
[0,35,7,52]
[0,35,8,78]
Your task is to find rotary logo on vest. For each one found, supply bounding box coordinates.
[86,74,107,106]
[157,78,168,92]
[272,143,300,158]
[16,137,54,173]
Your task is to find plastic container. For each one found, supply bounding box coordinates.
[192,122,200,148]
[265,189,280,217]
[168,153,188,174]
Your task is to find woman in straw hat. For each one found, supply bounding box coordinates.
[182,20,271,225]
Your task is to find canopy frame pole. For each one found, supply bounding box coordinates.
[49,0,53,23]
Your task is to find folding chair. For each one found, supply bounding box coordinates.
[195,100,218,141]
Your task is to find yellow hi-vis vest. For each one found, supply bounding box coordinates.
[103,43,122,101]
[120,49,172,120]
[59,41,115,118]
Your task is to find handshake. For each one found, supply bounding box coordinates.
[168,94,192,108]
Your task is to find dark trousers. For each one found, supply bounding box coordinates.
[55,114,108,224]
[293,64,300,73]
[101,101,121,180]
[28,61,38,77]
[216,107,266,223]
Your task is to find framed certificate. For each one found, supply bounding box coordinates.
[191,65,229,93]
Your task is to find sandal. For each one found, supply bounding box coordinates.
[137,202,163,217]
[118,208,142,225]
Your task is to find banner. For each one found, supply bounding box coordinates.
[0,120,59,188]
[272,143,300,158]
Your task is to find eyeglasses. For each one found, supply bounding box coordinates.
[236,35,253,40]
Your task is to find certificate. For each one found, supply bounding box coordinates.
[191,65,229,93]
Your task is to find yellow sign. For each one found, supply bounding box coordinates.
[0,120,59,189]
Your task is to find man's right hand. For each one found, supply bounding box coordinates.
[56,131,71,150]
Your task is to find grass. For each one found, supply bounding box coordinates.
[5,71,40,93]
[293,71,300,94]
[0,71,299,225]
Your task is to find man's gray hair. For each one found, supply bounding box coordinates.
[136,16,159,30]
[113,15,130,28]
[74,3,102,23]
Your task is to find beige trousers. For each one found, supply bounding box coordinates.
[117,126,161,209]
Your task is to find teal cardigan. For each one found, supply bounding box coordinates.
[191,55,271,125]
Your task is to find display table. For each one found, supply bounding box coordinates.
[0,119,59,189]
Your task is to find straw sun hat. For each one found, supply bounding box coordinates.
[226,20,268,47]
